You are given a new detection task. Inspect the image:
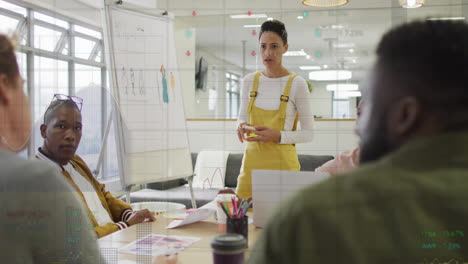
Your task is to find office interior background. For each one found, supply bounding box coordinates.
[0,0,466,191]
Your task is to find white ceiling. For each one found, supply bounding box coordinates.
[158,0,463,15]
[158,0,466,83]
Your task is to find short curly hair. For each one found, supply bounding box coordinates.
[43,100,80,125]
[376,20,468,109]
[259,20,288,45]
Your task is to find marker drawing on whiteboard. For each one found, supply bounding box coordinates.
[130,67,136,95]
[160,65,169,103]
[155,73,161,104]
[139,69,144,95]
[170,72,175,100]
[120,66,129,95]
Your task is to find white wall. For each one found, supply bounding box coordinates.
[309,82,359,119]
[310,83,333,119]
[185,48,361,120]
[187,120,359,156]
[180,48,358,120]
[174,19,196,118]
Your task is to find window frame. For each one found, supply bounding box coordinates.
[0,1,114,180]
[0,4,27,41]
[225,72,240,119]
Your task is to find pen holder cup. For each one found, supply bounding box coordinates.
[215,194,236,233]
[227,216,248,243]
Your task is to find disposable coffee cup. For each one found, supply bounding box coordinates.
[211,233,247,264]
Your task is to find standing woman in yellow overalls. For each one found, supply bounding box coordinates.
[236,20,314,199]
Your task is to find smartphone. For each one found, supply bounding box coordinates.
[243,125,255,131]
[243,125,258,138]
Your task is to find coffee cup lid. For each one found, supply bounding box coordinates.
[211,233,247,251]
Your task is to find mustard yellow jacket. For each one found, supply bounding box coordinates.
[36,151,133,238]
[63,156,132,238]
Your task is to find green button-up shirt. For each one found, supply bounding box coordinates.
[248,131,468,264]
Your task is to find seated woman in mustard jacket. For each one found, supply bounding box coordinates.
[37,97,156,238]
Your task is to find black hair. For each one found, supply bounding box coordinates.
[376,20,468,128]
[43,100,80,125]
[259,20,288,44]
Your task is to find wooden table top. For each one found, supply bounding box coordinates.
[98,214,262,263]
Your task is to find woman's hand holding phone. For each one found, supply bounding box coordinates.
[237,123,258,142]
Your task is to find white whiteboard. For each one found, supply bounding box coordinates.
[106,7,192,185]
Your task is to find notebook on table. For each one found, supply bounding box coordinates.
[252,170,330,228]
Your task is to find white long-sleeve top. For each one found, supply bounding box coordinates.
[63,163,114,226]
[237,72,314,144]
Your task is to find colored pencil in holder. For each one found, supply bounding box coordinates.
[221,202,231,218]
[232,197,238,218]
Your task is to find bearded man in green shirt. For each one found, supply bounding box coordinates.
[248,20,468,264]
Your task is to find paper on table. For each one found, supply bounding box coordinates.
[119,234,200,256]
[199,200,217,211]
[118,258,178,264]
[163,210,189,219]
[166,208,215,229]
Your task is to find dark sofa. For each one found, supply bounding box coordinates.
[123,153,333,208]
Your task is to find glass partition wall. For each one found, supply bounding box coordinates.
[162,0,467,119]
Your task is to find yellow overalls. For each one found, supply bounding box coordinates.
[236,72,301,199]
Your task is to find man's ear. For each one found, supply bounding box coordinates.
[283,43,289,54]
[387,96,422,142]
[0,74,11,105]
[40,124,47,139]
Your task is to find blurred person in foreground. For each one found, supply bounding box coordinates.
[0,34,177,264]
[0,34,101,263]
[249,20,468,263]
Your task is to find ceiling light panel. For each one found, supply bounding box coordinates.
[309,70,352,81]
[230,14,267,19]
